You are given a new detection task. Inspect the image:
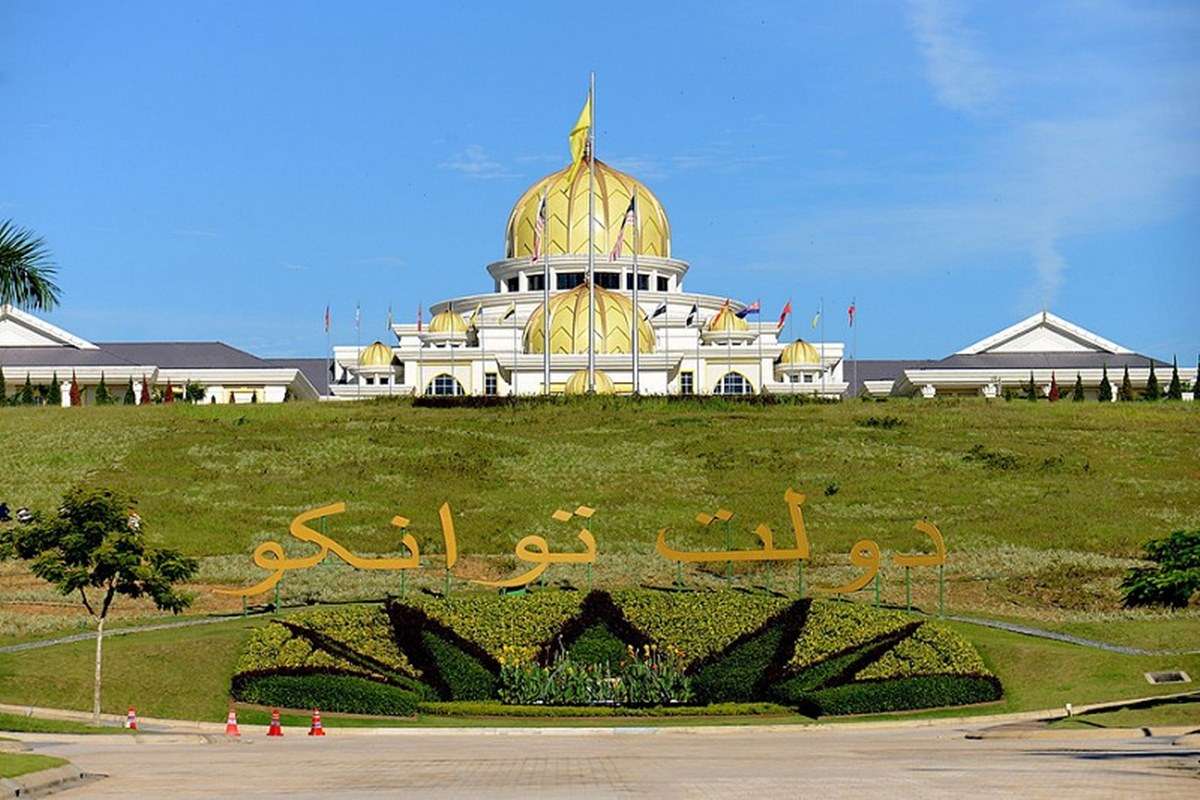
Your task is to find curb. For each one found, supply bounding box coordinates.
[0,764,93,799]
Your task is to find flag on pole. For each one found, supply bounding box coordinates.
[685,303,699,327]
[610,195,636,261]
[417,304,423,332]
[532,193,547,262]
[566,94,592,186]
[735,300,761,319]
[355,304,361,333]
[848,300,856,328]
[468,303,482,328]
[501,301,517,321]
[323,304,331,333]
[650,302,668,319]
[776,300,792,331]
[811,309,821,329]
[386,305,393,330]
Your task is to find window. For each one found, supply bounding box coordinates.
[680,371,694,395]
[505,276,520,293]
[657,276,670,292]
[365,376,375,385]
[484,373,498,396]
[527,273,545,291]
[379,376,389,385]
[557,272,585,289]
[625,273,650,290]
[596,272,621,289]
[715,372,751,395]
[426,374,464,396]
[803,373,814,383]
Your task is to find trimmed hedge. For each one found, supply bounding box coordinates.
[404,592,583,661]
[420,630,496,701]
[855,622,987,680]
[234,672,420,716]
[790,601,912,669]
[692,622,786,703]
[565,623,631,665]
[417,700,795,718]
[802,674,1002,716]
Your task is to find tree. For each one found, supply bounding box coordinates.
[163,379,175,404]
[0,488,198,724]
[1166,357,1182,400]
[1121,530,1200,608]
[19,373,34,405]
[95,373,110,405]
[1098,365,1113,402]
[0,219,61,311]
[139,377,151,405]
[1118,366,1134,401]
[0,362,6,406]
[1048,372,1060,402]
[69,371,82,407]
[122,378,136,406]
[47,371,61,406]
[1195,355,1200,402]
[1071,372,1085,402]
[1143,361,1161,401]
[1025,371,1038,401]
[184,380,205,403]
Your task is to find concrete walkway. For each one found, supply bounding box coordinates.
[944,614,1200,656]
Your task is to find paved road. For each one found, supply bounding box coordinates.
[19,722,1200,799]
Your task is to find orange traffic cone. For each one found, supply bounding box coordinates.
[308,708,325,736]
[125,706,138,730]
[267,708,283,737]
[224,708,240,737]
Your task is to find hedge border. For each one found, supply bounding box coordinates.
[537,590,653,665]
[386,600,501,700]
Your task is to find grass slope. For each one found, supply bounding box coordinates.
[0,752,68,779]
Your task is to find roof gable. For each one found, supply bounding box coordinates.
[0,305,98,349]
[957,311,1130,355]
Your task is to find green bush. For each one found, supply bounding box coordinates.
[691,622,786,703]
[233,672,420,716]
[405,592,583,660]
[417,700,793,717]
[500,644,692,706]
[790,601,912,668]
[565,623,630,665]
[235,624,365,676]
[285,605,414,675]
[421,631,496,701]
[855,623,987,680]
[803,675,1001,716]
[1121,530,1200,608]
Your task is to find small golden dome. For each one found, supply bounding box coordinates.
[706,303,750,333]
[778,339,821,366]
[428,308,468,334]
[358,341,394,367]
[506,159,670,260]
[564,369,615,395]
[523,282,655,355]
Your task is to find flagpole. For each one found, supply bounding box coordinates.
[449,302,456,396]
[355,302,361,401]
[631,186,640,395]
[542,189,551,396]
[820,297,825,398]
[417,303,423,396]
[512,309,518,397]
[587,70,596,394]
[726,303,732,395]
[852,297,858,398]
[477,306,485,396]
[757,298,763,395]
[664,311,671,395]
[324,305,331,402]
[695,300,702,395]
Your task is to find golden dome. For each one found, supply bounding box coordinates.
[506,159,670,260]
[428,308,468,334]
[778,339,821,366]
[523,282,655,355]
[564,369,615,395]
[706,303,750,333]
[358,341,394,367]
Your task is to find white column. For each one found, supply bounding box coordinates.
[133,380,146,405]
[921,384,937,399]
[60,381,72,407]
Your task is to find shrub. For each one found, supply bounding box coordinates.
[962,443,1021,471]
[1166,357,1183,400]
[235,622,387,679]
[790,601,912,668]
[1142,362,1161,400]
[286,605,413,676]
[420,630,497,700]
[1098,366,1112,402]
[802,674,1001,716]
[404,591,583,661]
[1118,366,1133,401]
[499,645,692,706]
[691,621,787,704]
[94,373,110,405]
[565,622,630,665]
[1121,530,1200,608]
[854,623,987,680]
[1071,372,1085,401]
[233,671,419,716]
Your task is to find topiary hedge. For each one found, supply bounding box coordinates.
[233,671,420,716]
[800,675,1002,716]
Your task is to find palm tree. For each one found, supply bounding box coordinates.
[0,220,61,311]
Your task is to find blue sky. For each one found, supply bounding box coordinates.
[3,1,1197,359]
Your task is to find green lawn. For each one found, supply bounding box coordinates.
[1050,697,1200,730]
[0,752,68,778]
[0,712,135,735]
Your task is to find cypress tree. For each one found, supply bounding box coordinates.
[1166,357,1182,400]
[123,378,136,405]
[1072,372,1085,401]
[19,374,34,405]
[1195,355,1200,402]
[0,362,6,406]
[95,372,110,405]
[69,371,82,407]
[47,372,61,406]
[1098,365,1113,402]
[1118,365,1134,401]
[1026,370,1038,401]
[139,377,151,405]
[1048,372,1060,402]
[1143,361,1161,400]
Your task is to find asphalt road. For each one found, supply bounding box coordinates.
[20,722,1200,799]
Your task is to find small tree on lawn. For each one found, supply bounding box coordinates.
[0,362,6,406]
[0,488,198,724]
[47,371,61,406]
[122,378,136,405]
[1048,372,1060,402]
[184,380,205,403]
[1121,530,1200,608]
[1118,366,1134,401]
[1071,372,1085,401]
[1025,371,1038,401]
[1195,355,1200,402]
[1166,357,1182,400]
[1142,361,1161,401]
[1098,365,1113,402]
[139,376,151,405]
[95,372,110,405]
[163,379,175,404]
[69,370,82,407]
[19,373,35,405]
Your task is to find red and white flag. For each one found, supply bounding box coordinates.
[847,300,856,328]
[776,300,793,331]
[416,304,423,332]
[323,304,330,333]
[610,196,636,261]
[532,193,547,263]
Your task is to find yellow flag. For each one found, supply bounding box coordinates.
[468,303,482,327]
[566,94,591,185]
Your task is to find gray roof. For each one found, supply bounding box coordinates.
[844,360,939,397]
[921,352,1170,370]
[263,358,330,395]
[0,341,270,370]
[0,346,140,367]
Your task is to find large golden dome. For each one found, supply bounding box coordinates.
[564,369,615,395]
[523,282,656,355]
[778,339,821,365]
[358,341,393,367]
[506,159,670,260]
[428,308,468,334]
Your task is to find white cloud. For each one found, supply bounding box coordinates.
[438,144,518,180]
[906,0,1003,116]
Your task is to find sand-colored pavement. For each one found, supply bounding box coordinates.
[18,721,1200,799]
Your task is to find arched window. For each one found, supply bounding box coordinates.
[426,374,465,396]
[714,372,752,395]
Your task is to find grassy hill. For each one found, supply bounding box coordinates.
[0,397,1196,626]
